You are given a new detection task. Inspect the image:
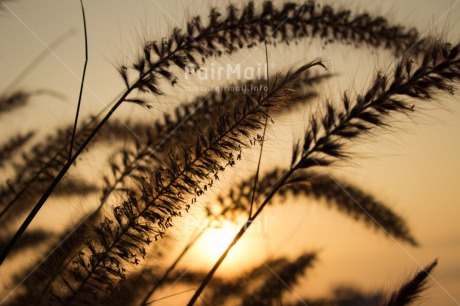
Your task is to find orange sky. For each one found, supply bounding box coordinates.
[0,0,459,305]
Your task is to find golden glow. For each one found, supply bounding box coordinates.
[199,222,237,259]
[188,221,258,276]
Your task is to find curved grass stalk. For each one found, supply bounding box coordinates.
[382,260,437,306]
[0,0,423,265]
[241,252,316,306]
[187,41,460,305]
[47,63,319,305]
[223,168,417,245]
[6,70,326,305]
[68,0,88,161]
[139,201,241,305]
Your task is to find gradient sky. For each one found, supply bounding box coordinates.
[0,0,459,305]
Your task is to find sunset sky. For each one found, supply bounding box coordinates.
[1,0,459,305]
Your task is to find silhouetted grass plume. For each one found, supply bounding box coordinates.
[0,1,457,305]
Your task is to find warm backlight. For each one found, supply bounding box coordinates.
[200,222,237,259]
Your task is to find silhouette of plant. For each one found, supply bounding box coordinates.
[0,1,457,305]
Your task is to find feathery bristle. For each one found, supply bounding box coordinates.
[40,63,320,305]
[382,260,438,306]
[293,42,460,171]
[121,0,423,95]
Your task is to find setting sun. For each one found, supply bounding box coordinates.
[200,223,237,259]
[1,1,460,305]
[183,217,269,276]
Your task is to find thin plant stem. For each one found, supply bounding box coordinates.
[187,168,294,306]
[249,40,270,218]
[0,86,135,265]
[0,91,120,220]
[188,41,460,305]
[140,203,236,305]
[68,0,88,161]
[140,227,206,305]
[65,79,290,303]
[0,3,206,261]
[145,289,197,305]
